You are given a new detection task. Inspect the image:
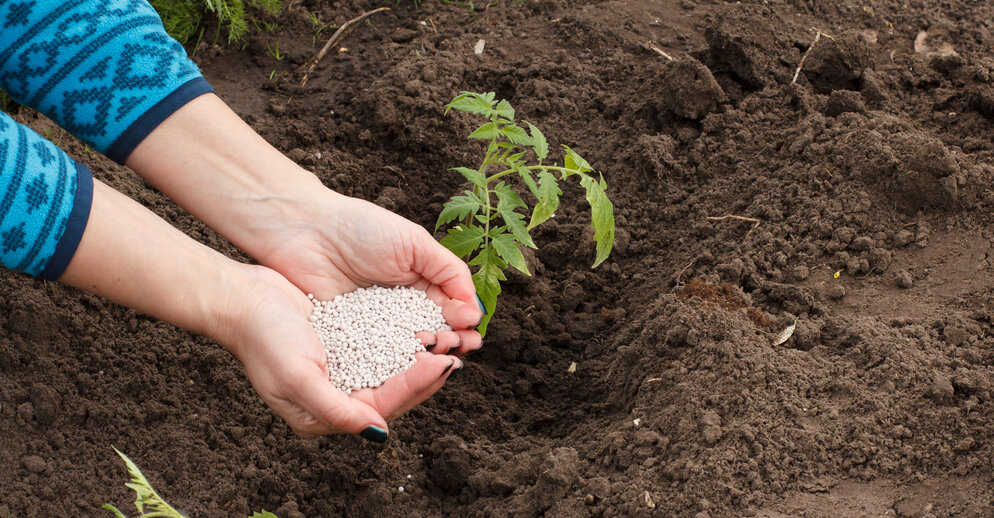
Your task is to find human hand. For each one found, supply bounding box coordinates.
[251,190,485,356]
[216,264,464,440]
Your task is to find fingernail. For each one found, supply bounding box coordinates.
[440,360,455,377]
[359,425,388,443]
[425,341,437,351]
[475,293,487,315]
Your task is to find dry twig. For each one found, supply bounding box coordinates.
[299,7,391,86]
[791,27,835,84]
[645,41,674,61]
[707,214,762,235]
[670,254,702,292]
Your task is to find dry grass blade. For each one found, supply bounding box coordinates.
[299,6,391,86]
[791,27,835,84]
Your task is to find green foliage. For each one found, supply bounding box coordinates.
[304,10,337,48]
[104,448,278,518]
[266,40,284,60]
[150,0,282,44]
[0,89,20,114]
[438,92,616,335]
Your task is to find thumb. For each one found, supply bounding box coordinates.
[292,369,390,442]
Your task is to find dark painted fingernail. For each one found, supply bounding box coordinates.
[440,360,455,377]
[425,341,437,351]
[359,425,388,443]
[475,293,487,315]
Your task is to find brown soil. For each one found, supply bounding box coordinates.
[4,0,994,517]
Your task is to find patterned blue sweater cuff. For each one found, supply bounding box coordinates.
[0,113,91,279]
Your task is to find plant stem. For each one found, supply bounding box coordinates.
[486,165,582,184]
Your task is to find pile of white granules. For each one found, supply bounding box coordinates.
[308,286,451,393]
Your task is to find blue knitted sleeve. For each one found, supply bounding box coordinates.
[0,0,215,164]
[0,111,92,279]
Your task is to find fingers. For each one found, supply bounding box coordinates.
[289,364,387,439]
[411,229,477,304]
[449,330,482,355]
[351,352,462,421]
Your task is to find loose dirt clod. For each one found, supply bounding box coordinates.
[309,286,450,393]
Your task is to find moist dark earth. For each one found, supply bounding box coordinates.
[4,0,994,516]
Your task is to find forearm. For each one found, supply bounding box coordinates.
[59,179,244,343]
[125,94,332,259]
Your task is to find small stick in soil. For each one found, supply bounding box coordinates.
[299,6,390,86]
[707,214,762,236]
[646,41,674,61]
[791,27,835,84]
[670,254,702,292]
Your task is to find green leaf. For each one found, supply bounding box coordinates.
[496,142,516,149]
[452,167,486,188]
[445,92,496,116]
[469,122,499,139]
[493,182,535,248]
[507,151,527,164]
[579,173,615,268]
[440,225,486,258]
[515,165,540,198]
[500,124,533,146]
[106,447,185,518]
[528,170,562,229]
[101,505,126,518]
[563,145,593,174]
[436,191,482,231]
[249,512,279,518]
[491,232,529,275]
[469,246,507,336]
[494,99,514,120]
[527,122,548,160]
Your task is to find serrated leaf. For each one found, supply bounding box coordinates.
[445,92,496,116]
[515,165,540,197]
[436,191,482,231]
[563,145,593,174]
[440,225,486,258]
[501,124,533,146]
[452,167,486,188]
[579,173,615,268]
[528,170,562,229]
[527,122,548,160]
[106,447,185,518]
[493,182,536,248]
[494,99,514,120]
[507,151,527,164]
[496,142,516,149]
[470,246,507,336]
[491,232,529,275]
[469,122,499,139]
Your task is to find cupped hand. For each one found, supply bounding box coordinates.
[254,190,484,356]
[218,265,464,439]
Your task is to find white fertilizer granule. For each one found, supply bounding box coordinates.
[309,286,451,393]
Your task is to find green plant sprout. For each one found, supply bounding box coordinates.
[304,10,337,47]
[104,447,277,518]
[151,0,282,44]
[438,92,615,335]
[266,40,284,60]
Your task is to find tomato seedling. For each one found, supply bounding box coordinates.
[104,447,277,518]
[438,92,616,335]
